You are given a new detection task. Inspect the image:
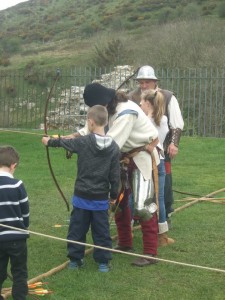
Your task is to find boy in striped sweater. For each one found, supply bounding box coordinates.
[0,146,29,300]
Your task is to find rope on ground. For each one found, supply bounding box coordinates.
[0,223,225,275]
[0,128,43,136]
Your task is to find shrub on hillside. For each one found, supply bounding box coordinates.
[5,85,16,97]
[0,56,11,67]
[79,23,99,37]
[0,37,22,54]
[158,8,174,24]
[182,3,201,19]
[24,60,48,86]
[218,2,225,18]
[92,38,130,68]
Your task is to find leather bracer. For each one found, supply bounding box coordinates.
[164,128,182,150]
[170,128,182,148]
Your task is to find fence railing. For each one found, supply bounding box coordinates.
[0,66,224,137]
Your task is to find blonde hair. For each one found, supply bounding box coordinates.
[142,90,165,126]
[87,105,108,127]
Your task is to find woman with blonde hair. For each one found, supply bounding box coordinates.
[140,89,175,246]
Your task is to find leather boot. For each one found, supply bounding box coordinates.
[132,255,158,267]
[158,233,175,247]
[113,245,133,252]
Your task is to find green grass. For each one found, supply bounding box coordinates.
[0,134,225,299]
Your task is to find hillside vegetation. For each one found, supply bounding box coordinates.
[0,0,225,70]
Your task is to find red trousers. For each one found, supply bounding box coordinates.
[115,205,158,255]
[115,158,158,255]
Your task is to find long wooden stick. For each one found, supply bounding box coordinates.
[174,199,200,213]
[175,198,200,202]
[174,188,225,213]
[175,197,225,202]
[205,199,225,204]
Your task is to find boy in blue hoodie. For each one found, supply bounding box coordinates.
[42,105,120,272]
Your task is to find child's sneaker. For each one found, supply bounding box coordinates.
[68,259,84,269]
[98,263,110,273]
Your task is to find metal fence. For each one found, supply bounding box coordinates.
[0,66,224,137]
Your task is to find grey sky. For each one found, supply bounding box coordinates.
[0,0,29,11]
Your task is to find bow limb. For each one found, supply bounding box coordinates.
[44,70,70,211]
[117,66,140,91]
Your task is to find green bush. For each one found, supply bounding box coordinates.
[0,37,22,54]
[79,23,99,37]
[182,3,201,19]
[23,60,48,86]
[158,8,174,24]
[218,2,225,18]
[92,38,130,68]
[0,54,11,67]
[5,84,16,96]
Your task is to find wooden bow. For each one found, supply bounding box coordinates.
[43,70,70,211]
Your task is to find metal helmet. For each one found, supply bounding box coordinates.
[136,65,158,80]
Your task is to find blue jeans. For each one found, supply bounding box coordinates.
[67,207,112,264]
[158,159,166,223]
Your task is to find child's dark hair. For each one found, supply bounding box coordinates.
[107,90,128,115]
[0,146,19,167]
[87,105,108,126]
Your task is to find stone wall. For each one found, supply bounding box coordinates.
[47,65,135,130]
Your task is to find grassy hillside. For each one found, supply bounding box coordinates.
[0,0,225,70]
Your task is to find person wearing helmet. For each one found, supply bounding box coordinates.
[129,65,184,231]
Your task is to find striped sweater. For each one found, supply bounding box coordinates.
[0,171,29,241]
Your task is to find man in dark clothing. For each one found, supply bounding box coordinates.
[0,146,29,300]
[42,105,120,273]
